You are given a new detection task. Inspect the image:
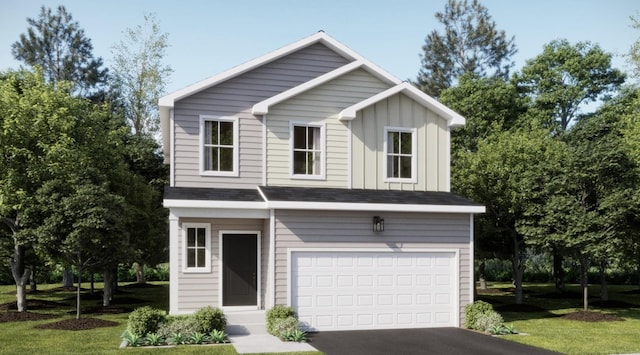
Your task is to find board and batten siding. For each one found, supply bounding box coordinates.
[351,92,450,192]
[173,43,350,188]
[176,218,265,313]
[266,68,391,187]
[273,210,472,325]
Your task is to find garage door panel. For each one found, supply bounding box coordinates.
[292,251,457,331]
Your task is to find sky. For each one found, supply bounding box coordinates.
[0,0,638,94]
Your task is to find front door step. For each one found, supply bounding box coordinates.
[226,310,267,335]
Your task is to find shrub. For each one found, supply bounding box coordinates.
[193,306,226,333]
[282,328,307,342]
[209,329,229,344]
[271,316,300,339]
[474,310,504,332]
[266,305,297,335]
[156,316,200,339]
[127,306,167,337]
[464,300,510,333]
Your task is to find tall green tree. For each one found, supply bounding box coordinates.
[11,5,108,98]
[454,127,565,304]
[416,0,517,97]
[110,13,172,137]
[515,39,625,133]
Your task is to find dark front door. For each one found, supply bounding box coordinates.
[223,234,257,306]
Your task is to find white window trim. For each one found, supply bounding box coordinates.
[199,115,239,177]
[182,223,212,273]
[289,121,326,180]
[383,126,417,183]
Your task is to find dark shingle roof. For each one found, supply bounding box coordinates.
[164,186,482,207]
[258,186,481,206]
[164,186,263,202]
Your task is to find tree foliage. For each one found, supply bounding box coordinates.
[514,39,625,132]
[416,0,517,97]
[110,13,172,137]
[11,6,108,98]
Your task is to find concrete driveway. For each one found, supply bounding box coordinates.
[307,328,561,355]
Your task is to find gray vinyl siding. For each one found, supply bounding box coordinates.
[173,43,350,188]
[272,210,471,325]
[351,93,450,191]
[266,69,391,187]
[177,218,265,313]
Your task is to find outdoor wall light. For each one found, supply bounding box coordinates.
[373,216,384,232]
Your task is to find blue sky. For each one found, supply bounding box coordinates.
[1,0,638,94]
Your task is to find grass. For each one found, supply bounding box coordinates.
[0,282,321,355]
[3,281,640,354]
[478,282,640,355]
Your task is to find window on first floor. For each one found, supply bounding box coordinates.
[385,127,417,182]
[291,123,325,178]
[200,116,238,176]
[183,223,211,272]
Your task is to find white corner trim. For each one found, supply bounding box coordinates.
[469,214,475,306]
[169,108,175,187]
[338,82,466,128]
[262,114,268,186]
[269,209,276,308]
[168,213,179,315]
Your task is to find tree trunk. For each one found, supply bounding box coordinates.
[30,266,37,292]
[510,232,525,304]
[76,262,82,319]
[62,268,74,288]
[599,260,608,302]
[11,244,31,312]
[478,259,487,290]
[553,251,565,293]
[580,256,590,311]
[135,262,146,284]
[90,273,94,294]
[103,269,113,307]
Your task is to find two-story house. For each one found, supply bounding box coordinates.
[159,32,484,332]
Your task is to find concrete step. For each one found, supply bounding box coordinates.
[226,310,267,335]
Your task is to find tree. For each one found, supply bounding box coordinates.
[515,39,625,133]
[0,70,89,311]
[416,0,517,97]
[454,127,565,304]
[110,13,172,137]
[11,5,108,98]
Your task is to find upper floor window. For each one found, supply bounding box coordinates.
[183,223,211,273]
[200,116,238,176]
[290,122,325,179]
[384,127,417,182]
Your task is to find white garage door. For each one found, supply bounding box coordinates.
[291,251,457,331]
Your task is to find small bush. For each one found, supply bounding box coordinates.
[282,328,307,342]
[156,316,200,339]
[271,316,300,339]
[266,305,297,335]
[127,306,167,337]
[475,310,504,332]
[464,300,493,330]
[193,306,226,333]
[209,329,229,344]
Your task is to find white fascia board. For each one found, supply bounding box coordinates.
[163,199,267,210]
[264,200,485,214]
[338,82,466,128]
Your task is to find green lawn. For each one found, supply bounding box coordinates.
[0,282,319,355]
[478,283,640,355]
[2,281,639,354]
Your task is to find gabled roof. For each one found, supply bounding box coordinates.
[158,31,399,160]
[338,82,466,128]
[252,60,400,115]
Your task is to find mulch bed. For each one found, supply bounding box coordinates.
[34,317,119,331]
[0,299,70,311]
[562,311,625,322]
[0,311,59,323]
[72,306,133,315]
